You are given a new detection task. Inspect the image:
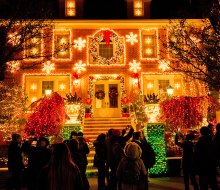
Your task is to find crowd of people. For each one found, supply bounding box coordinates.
[93,126,155,190]
[175,123,220,190]
[7,131,90,190]
[5,123,220,190]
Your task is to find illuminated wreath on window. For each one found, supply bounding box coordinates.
[95,89,105,100]
[89,31,124,65]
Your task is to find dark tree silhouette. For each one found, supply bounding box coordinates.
[161,3,220,91]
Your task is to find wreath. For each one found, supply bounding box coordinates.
[95,89,105,100]
[109,88,118,98]
[89,31,124,65]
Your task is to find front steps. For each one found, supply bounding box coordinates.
[83,117,131,176]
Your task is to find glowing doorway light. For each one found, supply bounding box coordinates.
[129,60,141,73]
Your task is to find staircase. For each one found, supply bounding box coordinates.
[83,117,131,176]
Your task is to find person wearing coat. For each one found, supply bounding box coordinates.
[116,142,148,190]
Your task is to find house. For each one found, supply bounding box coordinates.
[0,0,215,176]
[0,0,210,124]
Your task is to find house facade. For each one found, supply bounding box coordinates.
[2,0,208,120]
[11,19,207,119]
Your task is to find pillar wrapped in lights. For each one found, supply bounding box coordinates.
[144,123,167,176]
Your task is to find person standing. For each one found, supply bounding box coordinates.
[175,133,199,190]
[193,126,218,190]
[27,137,51,190]
[116,142,148,190]
[214,123,220,169]
[93,133,107,190]
[7,133,24,190]
[36,143,84,190]
[68,139,90,190]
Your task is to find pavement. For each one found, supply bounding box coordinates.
[88,176,220,190]
[1,173,220,190]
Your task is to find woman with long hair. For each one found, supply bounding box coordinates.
[36,143,84,190]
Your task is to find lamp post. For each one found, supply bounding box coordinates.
[167,85,174,98]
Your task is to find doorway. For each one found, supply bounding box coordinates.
[92,80,121,117]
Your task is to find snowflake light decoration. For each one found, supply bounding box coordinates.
[6,61,20,73]
[126,32,138,45]
[158,60,170,71]
[42,61,55,74]
[129,60,141,73]
[73,60,86,74]
[74,37,86,50]
[8,32,21,46]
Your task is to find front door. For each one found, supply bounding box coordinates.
[93,80,121,117]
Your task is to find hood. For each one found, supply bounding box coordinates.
[124,142,142,160]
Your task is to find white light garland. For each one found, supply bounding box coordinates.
[6,61,20,73]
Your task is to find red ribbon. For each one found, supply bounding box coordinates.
[103,30,112,47]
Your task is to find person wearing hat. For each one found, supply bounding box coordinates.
[116,142,148,190]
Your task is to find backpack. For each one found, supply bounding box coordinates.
[145,144,156,169]
[121,158,141,185]
[141,141,156,169]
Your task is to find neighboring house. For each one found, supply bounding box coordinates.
[1,0,208,119]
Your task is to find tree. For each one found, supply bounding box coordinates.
[25,92,67,137]
[0,81,27,143]
[0,0,70,81]
[161,3,220,91]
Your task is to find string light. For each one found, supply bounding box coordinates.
[6,61,20,73]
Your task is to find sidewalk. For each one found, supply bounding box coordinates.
[0,173,219,190]
[88,176,220,190]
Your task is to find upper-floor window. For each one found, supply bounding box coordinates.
[133,0,144,17]
[25,37,42,59]
[88,30,124,65]
[99,42,114,59]
[141,29,158,59]
[53,30,71,60]
[65,0,76,16]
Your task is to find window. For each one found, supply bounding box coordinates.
[141,29,158,59]
[42,81,54,95]
[25,37,41,59]
[143,74,183,99]
[133,0,144,17]
[65,0,76,16]
[53,30,71,59]
[88,31,124,65]
[158,80,170,92]
[25,75,70,106]
[99,43,113,59]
